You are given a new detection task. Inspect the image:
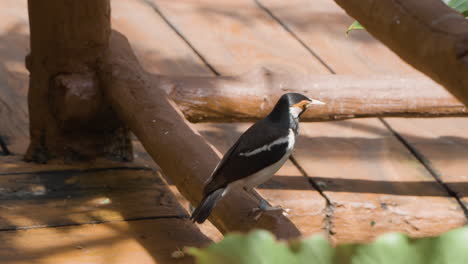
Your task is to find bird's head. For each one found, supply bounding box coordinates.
[284,93,325,118]
[268,93,325,122]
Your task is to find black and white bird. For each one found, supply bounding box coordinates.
[190,93,325,223]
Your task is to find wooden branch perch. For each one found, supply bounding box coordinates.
[100,31,301,239]
[157,69,466,122]
[333,0,468,107]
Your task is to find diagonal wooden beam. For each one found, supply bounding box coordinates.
[100,31,301,239]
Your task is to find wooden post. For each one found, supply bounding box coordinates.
[26,0,132,162]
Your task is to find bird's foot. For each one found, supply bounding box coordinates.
[249,200,291,220]
[188,204,195,214]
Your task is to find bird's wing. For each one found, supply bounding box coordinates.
[203,120,290,194]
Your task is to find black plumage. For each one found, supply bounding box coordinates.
[191,93,323,223]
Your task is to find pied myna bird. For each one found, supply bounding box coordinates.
[190,93,325,223]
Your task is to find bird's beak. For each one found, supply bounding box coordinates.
[306,99,326,107]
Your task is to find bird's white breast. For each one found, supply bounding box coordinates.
[240,129,295,190]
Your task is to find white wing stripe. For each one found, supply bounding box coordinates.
[239,130,294,157]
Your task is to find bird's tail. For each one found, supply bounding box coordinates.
[190,188,225,223]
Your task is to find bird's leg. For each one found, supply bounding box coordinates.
[247,188,269,205]
[244,187,290,220]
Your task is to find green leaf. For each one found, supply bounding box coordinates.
[292,235,334,264]
[188,227,468,264]
[447,0,468,16]
[346,21,365,34]
[187,230,297,264]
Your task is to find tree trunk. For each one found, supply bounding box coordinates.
[26,0,132,162]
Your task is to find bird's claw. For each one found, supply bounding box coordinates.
[249,205,291,220]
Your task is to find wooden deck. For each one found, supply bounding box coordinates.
[1,0,467,263]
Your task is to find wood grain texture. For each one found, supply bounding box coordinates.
[101,31,301,239]
[111,0,228,240]
[254,0,468,242]
[257,0,417,75]
[0,166,189,230]
[384,117,468,209]
[0,218,211,264]
[26,0,134,162]
[112,0,213,77]
[294,119,466,243]
[0,0,223,241]
[0,1,221,256]
[145,0,467,243]
[0,154,148,174]
[162,73,466,122]
[195,123,327,236]
[149,0,329,75]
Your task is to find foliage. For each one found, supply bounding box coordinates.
[447,0,468,16]
[345,21,365,34]
[347,0,468,34]
[187,227,468,264]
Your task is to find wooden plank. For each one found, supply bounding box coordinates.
[257,0,468,242]
[164,182,224,242]
[112,0,213,77]
[257,0,417,74]
[0,0,215,156]
[0,0,221,242]
[0,143,220,247]
[294,118,466,243]
[147,0,467,242]
[194,123,327,236]
[0,154,148,175]
[112,0,231,240]
[0,166,190,230]
[384,117,468,208]
[141,0,330,236]
[149,0,330,75]
[0,218,211,264]
[113,0,230,238]
[0,0,30,154]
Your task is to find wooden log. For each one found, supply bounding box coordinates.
[99,31,301,239]
[332,0,468,107]
[158,69,467,122]
[26,0,132,162]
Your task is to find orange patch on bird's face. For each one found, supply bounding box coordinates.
[292,100,310,109]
